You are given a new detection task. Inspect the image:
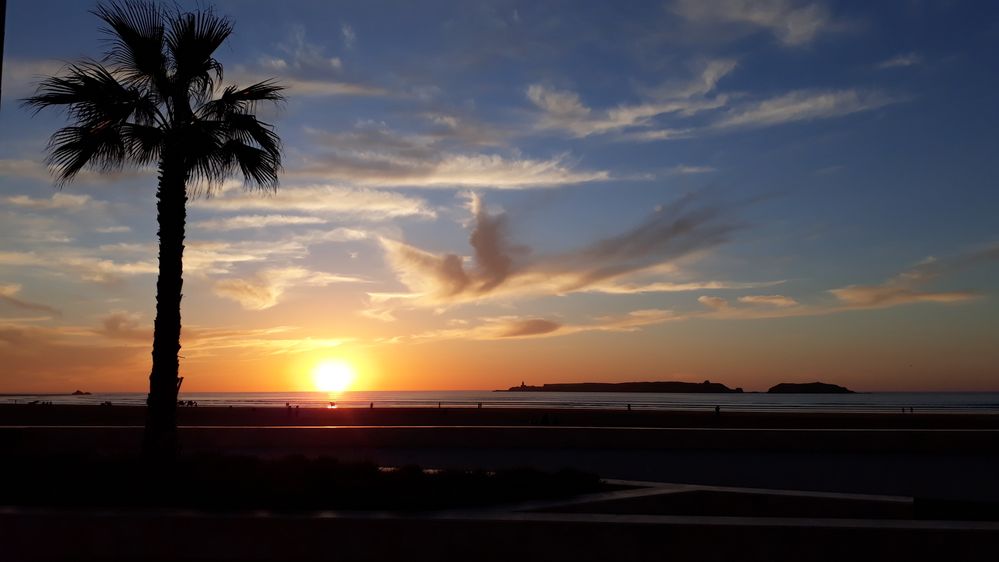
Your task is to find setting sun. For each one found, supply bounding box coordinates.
[313,360,356,393]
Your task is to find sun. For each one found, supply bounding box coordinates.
[313,360,356,393]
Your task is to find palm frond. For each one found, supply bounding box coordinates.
[165,7,232,102]
[197,81,285,121]
[46,125,127,185]
[121,123,165,165]
[221,140,281,190]
[23,60,156,124]
[93,1,168,93]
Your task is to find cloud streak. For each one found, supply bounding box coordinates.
[297,123,609,189]
[372,192,742,316]
[671,0,838,46]
[0,284,61,316]
[213,266,366,310]
[193,185,437,220]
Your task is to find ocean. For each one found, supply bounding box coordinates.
[7,390,999,413]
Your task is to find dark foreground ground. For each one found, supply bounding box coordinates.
[2,405,998,561]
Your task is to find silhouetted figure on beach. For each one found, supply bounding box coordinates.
[715,405,721,416]
[478,402,482,409]
[627,404,632,411]
[370,402,374,409]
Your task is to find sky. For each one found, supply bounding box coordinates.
[1,0,998,393]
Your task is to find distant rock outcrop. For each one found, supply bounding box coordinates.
[767,382,853,394]
[71,390,91,395]
[500,380,743,393]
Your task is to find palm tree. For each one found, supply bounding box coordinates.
[24,1,284,458]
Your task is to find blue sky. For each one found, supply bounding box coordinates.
[1,0,997,391]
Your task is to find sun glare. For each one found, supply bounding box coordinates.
[313,360,356,393]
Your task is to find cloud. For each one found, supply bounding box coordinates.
[0,159,141,184]
[583,279,784,294]
[738,294,799,307]
[527,59,735,138]
[193,185,436,220]
[267,25,343,72]
[341,24,357,49]
[697,296,730,310]
[829,254,985,309]
[298,124,609,189]
[671,0,838,46]
[878,53,922,69]
[666,165,717,175]
[497,318,562,338]
[96,226,132,234]
[373,192,739,316]
[229,27,383,97]
[213,267,366,310]
[692,245,999,321]
[193,215,327,231]
[0,284,61,316]
[0,58,66,98]
[182,325,351,357]
[712,89,895,129]
[3,193,104,211]
[410,308,678,342]
[0,248,157,284]
[97,311,148,341]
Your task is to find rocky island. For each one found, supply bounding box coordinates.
[767,382,854,394]
[499,381,743,393]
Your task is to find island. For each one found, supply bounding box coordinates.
[767,382,854,394]
[71,390,92,396]
[499,381,743,393]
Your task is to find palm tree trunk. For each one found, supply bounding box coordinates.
[143,153,188,459]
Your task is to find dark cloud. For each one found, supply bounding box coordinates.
[498,318,562,338]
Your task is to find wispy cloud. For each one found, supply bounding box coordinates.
[3,193,104,211]
[410,308,679,342]
[230,27,383,97]
[712,89,895,129]
[878,53,922,69]
[671,0,839,46]
[213,266,366,310]
[193,215,327,232]
[737,294,799,307]
[666,165,717,175]
[0,284,61,316]
[828,247,998,308]
[527,59,735,138]
[193,185,436,220]
[341,24,357,49]
[297,123,609,189]
[0,159,141,184]
[691,245,999,320]
[371,192,741,317]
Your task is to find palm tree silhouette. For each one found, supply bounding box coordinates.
[24,1,284,458]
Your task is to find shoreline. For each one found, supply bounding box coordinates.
[2,403,998,429]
